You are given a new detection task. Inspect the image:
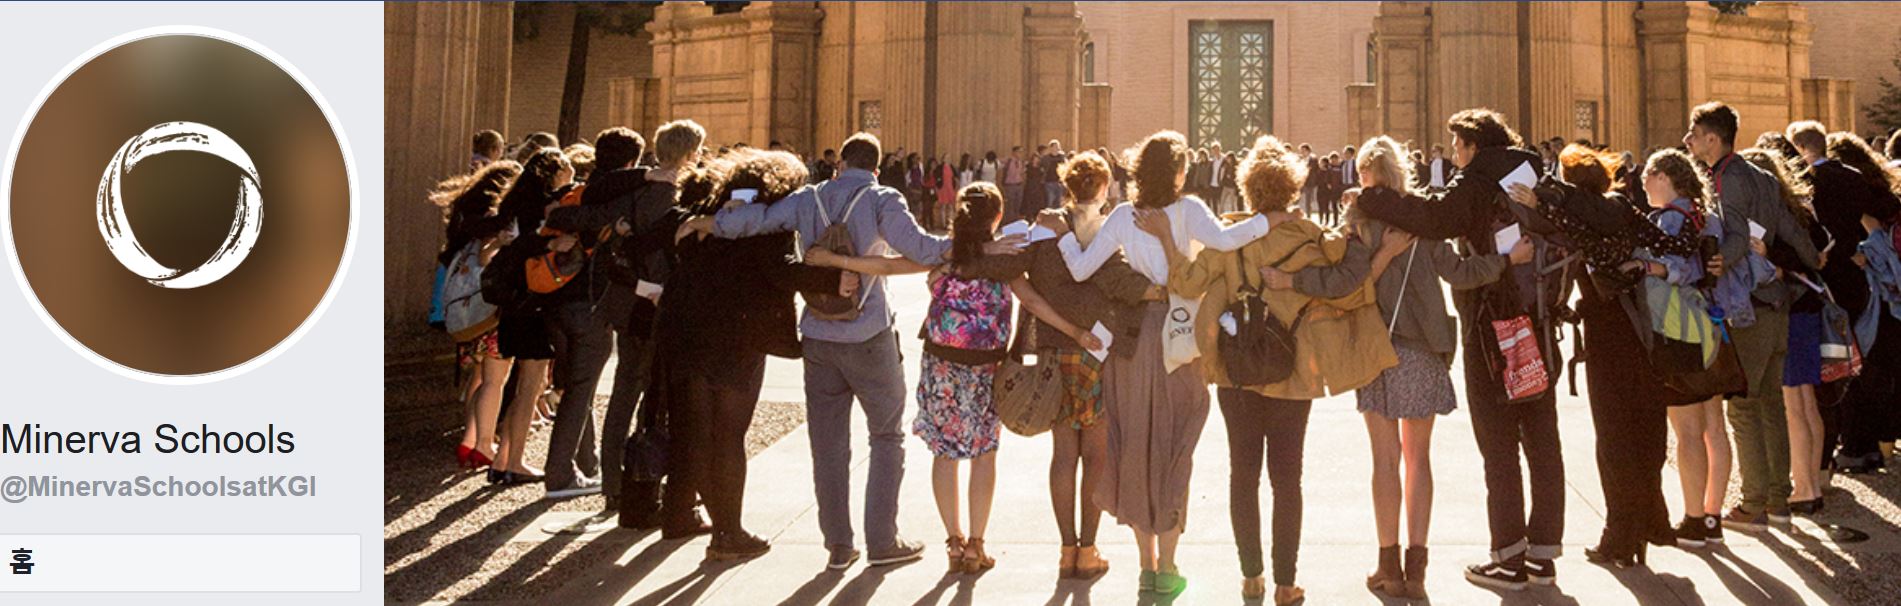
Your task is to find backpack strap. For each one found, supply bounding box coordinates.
[816,182,874,229]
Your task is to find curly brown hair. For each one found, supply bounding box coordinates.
[1741,147,1814,226]
[1445,108,1524,150]
[1239,135,1306,213]
[1130,131,1189,209]
[719,149,811,206]
[1642,148,1712,215]
[1826,131,1900,196]
[1059,150,1111,204]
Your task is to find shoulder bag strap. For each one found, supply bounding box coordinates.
[1388,242,1419,337]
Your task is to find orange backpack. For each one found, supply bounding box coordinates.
[525,185,614,294]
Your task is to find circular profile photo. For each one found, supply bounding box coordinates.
[3,27,356,383]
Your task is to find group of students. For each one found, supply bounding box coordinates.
[428,99,1901,603]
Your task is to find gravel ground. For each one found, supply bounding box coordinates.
[1664,423,1901,604]
[383,333,806,603]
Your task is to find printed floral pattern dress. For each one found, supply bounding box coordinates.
[914,272,1013,460]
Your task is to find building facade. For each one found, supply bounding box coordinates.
[1078,2,1379,152]
[385,1,1901,326]
[1366,1,1865,153]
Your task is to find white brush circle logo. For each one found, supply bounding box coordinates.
[95,121,261,289]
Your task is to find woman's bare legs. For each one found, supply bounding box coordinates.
[1784,384,1823,502]
[467,356,510,459]
[1078,422,1107,545]
[1363,413,1403,548]
[1401,417,1437,546]
[1669,403,1710,517]
[933,457,963,541]
[1158,529,1183,572]
[494,359,547,475]
[1134,529,1157,572]
[969,451,997,541]
[1702,397,1733,515]
[1051,425,1082,545]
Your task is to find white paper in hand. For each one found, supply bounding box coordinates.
[998,220,1032,248]
[1748,219,1767,241]
[1494,223,1522,254]
[1029,225,1059,243]
[1088,322,1114,362]
[1498,161,1538,196]
[635,280,664,299]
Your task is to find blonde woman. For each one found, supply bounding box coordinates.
[1339,137,1522,597]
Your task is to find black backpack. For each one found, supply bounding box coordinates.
[1219,244,1312,388]
[479,234,534,313]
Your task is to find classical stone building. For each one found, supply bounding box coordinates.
[385,1,1901,326]
[1363,1,1865,153]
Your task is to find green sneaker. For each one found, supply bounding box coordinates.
[1154,567,1187,595]
[1139,570,1155,592]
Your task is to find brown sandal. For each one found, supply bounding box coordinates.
[962,537,996,573]
[946,536,965,572]
[1058,545,1077,578]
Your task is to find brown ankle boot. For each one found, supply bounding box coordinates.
[1073,544,1110,578]
[1366,545,1403,596]
[1402,545,1429,599]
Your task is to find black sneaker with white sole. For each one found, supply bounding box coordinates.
[826,546,861,570]
[1703,515,1725,545]
[1674,516,1707,549]
[1525,558,1556,586]
[867,537,925,567]
[1465,558,1527,591]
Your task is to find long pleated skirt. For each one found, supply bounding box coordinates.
[1095,302,1212,535]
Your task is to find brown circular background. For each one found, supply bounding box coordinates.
[9,34,350,377]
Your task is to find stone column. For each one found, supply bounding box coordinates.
[473,3,513,133]
[1024,2,1081,152]
[1374,2,1432,147]
[744,2,823,154]
[385,2,486,326]
[1637,2,1717,150]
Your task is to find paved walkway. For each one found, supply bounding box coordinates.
[478,275,1875,605]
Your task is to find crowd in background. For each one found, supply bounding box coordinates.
[420,102,1901,603]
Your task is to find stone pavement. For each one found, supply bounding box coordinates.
[486,274,1871,605]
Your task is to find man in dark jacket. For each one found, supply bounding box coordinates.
[1684,103,1820,531]
[1354,108,1565,592]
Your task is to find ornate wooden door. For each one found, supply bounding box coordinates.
[1189,21,1272,151]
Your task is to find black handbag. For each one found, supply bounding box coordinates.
[1219,245,1309,388]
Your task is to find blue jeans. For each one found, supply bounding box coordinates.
[801,329,909,551]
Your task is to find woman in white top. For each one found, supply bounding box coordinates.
[956,152,975,190]
[978,151,1001,184]
[1037,130,1285,597]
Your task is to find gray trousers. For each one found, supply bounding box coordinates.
[546,302,610,489]
[801,329,909,551]
[1728,306,1792,512]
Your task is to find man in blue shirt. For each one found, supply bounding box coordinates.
[678,132,943,570]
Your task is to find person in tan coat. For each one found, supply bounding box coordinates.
[1139,134,1400,604]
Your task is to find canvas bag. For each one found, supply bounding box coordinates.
[994,319,1066,436]
[442,240,499,342]
[804,184,874,320]
[1161,202,1203,372]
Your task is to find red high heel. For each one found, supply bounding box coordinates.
[468,449,493,469]
[456,445,474,468]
